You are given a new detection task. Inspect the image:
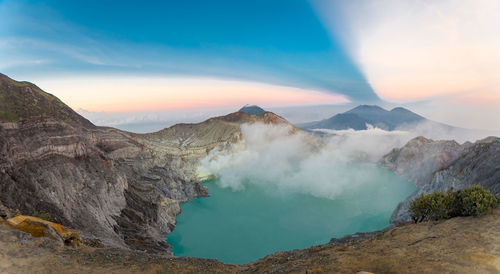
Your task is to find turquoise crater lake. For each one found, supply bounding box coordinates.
[166,165,415,264]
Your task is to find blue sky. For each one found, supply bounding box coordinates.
[1,0,499,131]
[0,0,378,102]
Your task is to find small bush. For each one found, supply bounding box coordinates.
[409,191,453,222]
[459,185,499,216]
[410,185,499,223]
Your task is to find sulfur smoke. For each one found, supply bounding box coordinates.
[197,120,497,200]
[198,123,413,199]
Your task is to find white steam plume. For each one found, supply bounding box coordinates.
[198,123,414,199]
[198,120,496,199]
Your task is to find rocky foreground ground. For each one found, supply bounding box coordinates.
[1,207,499,273]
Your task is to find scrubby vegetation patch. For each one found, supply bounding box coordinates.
[410,185,499,222]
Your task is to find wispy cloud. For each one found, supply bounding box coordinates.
[0,37,108,66]
[0,58,50,70]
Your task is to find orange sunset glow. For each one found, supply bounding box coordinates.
[34,77,349,112]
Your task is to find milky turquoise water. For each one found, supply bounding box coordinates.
[166,165,415,264]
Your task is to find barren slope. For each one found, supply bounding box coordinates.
[1,207,499,273]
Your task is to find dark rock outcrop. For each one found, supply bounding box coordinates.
[381,136,500,223]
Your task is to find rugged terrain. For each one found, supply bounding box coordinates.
[2,73,500,273]
[1,205,500,273]
[381,135,500,223]
[0,73,302,253]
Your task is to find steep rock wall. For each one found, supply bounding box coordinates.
[0,109,300,252]
[380,136,500,223]
[0,119,206,251]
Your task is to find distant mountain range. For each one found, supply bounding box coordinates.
[300,105,444,131]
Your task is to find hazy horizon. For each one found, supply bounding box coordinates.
[75,103,500,136]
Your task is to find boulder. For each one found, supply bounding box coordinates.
[6,215,82,247]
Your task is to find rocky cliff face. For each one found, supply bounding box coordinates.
[0,118,200,252]
[381,136,500,223]
[0,74,299,252]
[380,136,469,186]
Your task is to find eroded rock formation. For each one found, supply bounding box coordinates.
[381,136,500,223]
[0,74,299,252]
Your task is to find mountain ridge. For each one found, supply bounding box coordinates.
[301,104,428,131]
[0,73,307,253]
[0,74,93,127]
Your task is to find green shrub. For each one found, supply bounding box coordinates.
[409,185,499,223]
[409,191,454,222]
[459,185,498,216]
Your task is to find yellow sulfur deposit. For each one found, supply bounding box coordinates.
[6,215,80,241]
